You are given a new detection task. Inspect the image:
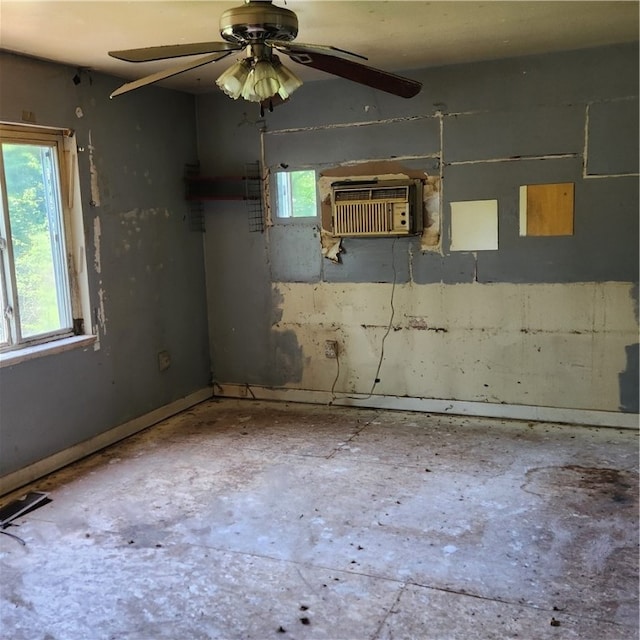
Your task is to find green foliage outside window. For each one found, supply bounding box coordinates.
[3,143,64,338]
[289,170,317,218]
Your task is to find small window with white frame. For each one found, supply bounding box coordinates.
[0,123,90,353]
[274,169,318,219]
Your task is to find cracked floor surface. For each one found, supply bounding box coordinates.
[1,399,638,639]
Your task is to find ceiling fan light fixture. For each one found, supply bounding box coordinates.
[240,68,262,102]
[274,61,302,99]
[215,59,251,99]
[252,59,281,100]
[219,55,302,103]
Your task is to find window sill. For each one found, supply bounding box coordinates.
[273,218,319,225]
[0,335,97,368]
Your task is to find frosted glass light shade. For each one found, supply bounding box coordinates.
[253,60,280,100]
[240,69,260,102]
[216,60,250,99]
[216,57,304,104]
[275,63,303,99]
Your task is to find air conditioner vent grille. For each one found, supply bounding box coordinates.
[331,181,422,237]
[334,202,390,235]
[334,186,409,202]
[371,187,407,200]
[334,189,369,202]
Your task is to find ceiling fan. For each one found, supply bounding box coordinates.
[109,0,422,112]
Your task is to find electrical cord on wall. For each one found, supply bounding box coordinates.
[329,352,340,405]
[368,279,396,397]
[342,238,398,401]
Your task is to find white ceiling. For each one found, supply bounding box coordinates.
[1,1,638,94]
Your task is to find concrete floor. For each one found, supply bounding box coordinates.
[0,399,638,640]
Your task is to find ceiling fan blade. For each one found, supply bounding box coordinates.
[268,40,367,62]
[110,52,232,98]
[279,48,422,99]
[109,41,241,63]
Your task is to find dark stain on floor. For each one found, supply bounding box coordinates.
[522,465,638,508]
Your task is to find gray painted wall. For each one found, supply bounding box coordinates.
[0,53,210,476]
[198,43,639,412]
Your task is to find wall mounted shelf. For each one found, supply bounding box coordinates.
[184,162,264,232]
[185,175,261,201]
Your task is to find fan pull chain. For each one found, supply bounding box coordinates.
[259,99,275,118]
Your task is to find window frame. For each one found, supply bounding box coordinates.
[0,122,90,354]
[272,168,319,222]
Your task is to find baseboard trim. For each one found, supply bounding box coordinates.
[0,387,213,497]
[214,384,639,429]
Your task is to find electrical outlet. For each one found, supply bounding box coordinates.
[324,340,338,359]
[158,350,171,371]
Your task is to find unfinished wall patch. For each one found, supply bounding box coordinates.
[421,176,441,250]
[271,281,637,412]
[96,287,107,337]
[87,130,101,207]
[519,183,574,236]
[271,285,285,325]
[93,216,102,274]
[321,230,343,263]
[450,200,498,251]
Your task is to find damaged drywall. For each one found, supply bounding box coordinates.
[93,216,102,274]
[320,230,343,263]
[96,287,107,336]
[87,130,101,207]
[272,281,638,412]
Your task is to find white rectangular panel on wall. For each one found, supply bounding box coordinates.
[450,199,498,251]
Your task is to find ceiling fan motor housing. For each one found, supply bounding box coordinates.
[220,0,299,44]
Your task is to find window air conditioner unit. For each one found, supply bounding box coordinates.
[331,180,423,237]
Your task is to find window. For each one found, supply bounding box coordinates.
[0,124,88,352]
[275,170,318,218]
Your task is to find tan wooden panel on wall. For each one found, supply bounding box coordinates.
[520,183,574,236]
